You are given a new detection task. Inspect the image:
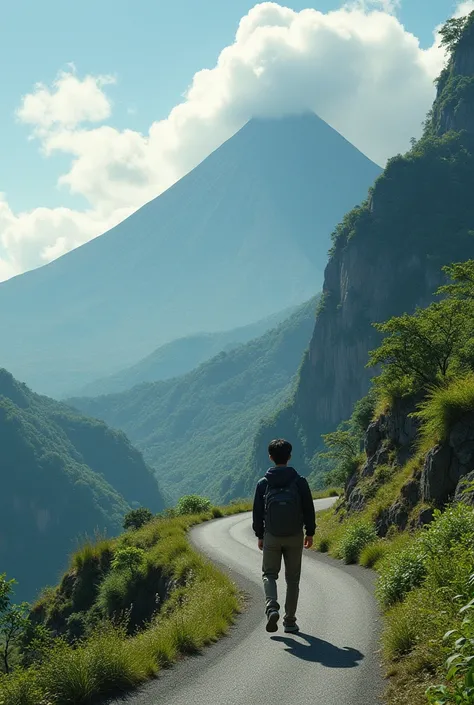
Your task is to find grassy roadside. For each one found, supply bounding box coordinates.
[314,492,474,705]
[0,501,251,705]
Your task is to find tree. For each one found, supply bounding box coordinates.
[176,495,211,515]
[438,15,470,54]
[439,259,474,300]
[320,430,362,485]
[0,574,14,613]
[368,298,474,396]
[0,602,30,674]
[111,547,145,576]
[123,507,153,531]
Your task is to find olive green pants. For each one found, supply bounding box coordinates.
[262,532,304,626]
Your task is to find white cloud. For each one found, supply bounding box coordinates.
[455,1,474,18]
[17,69,115,131]
[1,0,470,282]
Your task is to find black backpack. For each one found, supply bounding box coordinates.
[264,477,304,537]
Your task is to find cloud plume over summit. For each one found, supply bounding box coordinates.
[0,1,468,281]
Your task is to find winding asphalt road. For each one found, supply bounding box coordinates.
[116,499,382,705]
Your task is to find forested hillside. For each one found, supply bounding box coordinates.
[71,306,297,398]
[68,297,318,502]
[249,11,474,482]
[0,369,165,600]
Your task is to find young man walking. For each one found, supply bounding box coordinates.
[252,438,316,634]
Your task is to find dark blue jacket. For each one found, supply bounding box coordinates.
[252,466,316,539]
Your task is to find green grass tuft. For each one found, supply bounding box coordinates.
[416,373,474,452]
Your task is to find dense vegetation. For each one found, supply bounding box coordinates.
[0,369,165,602]
[314,257,474,704]
[68,297,319,503]
[250,12,474,480]
[0,499,250,704]
[72,306,297,398]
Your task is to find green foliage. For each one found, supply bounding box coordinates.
[439,260,474,301]
[123,508,154,531]
[439,15,470,54]
[338,522,377,564]
[359,541,390,569]
[421,504,474,562]
[368,298,474,398]
[0,505,246,705]
[0,603,31,674]
[0,577,14,614]
[0,368,164,603]
[426,574,474,704]
[176,495,212,516]
[111,547,145,575]
[67,296,319,504]
[416,374,474,451]
[377,544,427,607]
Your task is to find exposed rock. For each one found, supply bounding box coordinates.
[455,470,474,506]
[416,507,435,527]
[361,444,390,478]
[375,501,409,537]
[365,421,381,458]
[450,412,474,467]
[346,485,367,513]
[400,478,420,507]
[421,444,460,506]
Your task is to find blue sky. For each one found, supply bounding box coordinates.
[0,0,462,213]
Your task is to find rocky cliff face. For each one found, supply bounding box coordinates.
[343,401,474,536]
[251,13,474,479]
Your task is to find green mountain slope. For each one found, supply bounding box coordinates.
[247,15,474,486]
[68,297,318,503]
[0,114,380,397]
[0,369,165,601]
[70,305,297,398]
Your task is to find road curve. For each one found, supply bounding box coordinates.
[115,499,382,705]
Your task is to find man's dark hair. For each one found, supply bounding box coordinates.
[268,438,292,465]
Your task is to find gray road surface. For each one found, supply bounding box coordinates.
[115,499,382,705]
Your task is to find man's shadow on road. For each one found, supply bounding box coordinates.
[271,632,364,668]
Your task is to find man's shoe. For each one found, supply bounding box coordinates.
[284,623,300,634]
[266,610,280,633]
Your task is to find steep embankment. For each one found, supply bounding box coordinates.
[249,14,474,484]
[0,369,165,601]
[68,298,318,503]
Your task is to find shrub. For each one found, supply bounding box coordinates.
[383,600,420,659]
[359,540,389,569]
[176,495,211,516]
[123,508,154,531]
[111,547,145,575]
[376,544,427,607]
[426,573,474,705]
[96,571,131,619]
[416,374,474,451]
[338,522,377,564]
[0,668,45,705]
[211,507,223,518]
[421,504,474,558]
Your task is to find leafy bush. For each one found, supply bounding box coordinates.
[111,547,145,575]
[377,544,427,607]
[426,574,474,704]
[176,495,211,516]
[421,504,474,560]
[123,508,154,531]
[338,522,377,564]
